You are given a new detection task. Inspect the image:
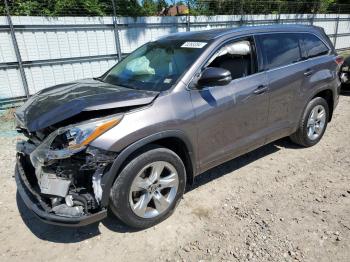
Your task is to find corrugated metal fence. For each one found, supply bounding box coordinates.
[0,13,350,107]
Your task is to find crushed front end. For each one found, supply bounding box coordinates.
[15,114,122,226]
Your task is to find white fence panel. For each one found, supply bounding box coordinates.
[0,69,25,98]
[12,19,116,61]
[118,16,188,53]
[24,59,117,95]
[0,32,17,63]
[338,15,350,34]
[335,35,350,49]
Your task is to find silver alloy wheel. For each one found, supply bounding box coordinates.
[307,104,326,140]
[129,161,179,218]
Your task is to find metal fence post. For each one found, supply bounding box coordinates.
[186,15,190,32]
[310,2,317,25]
[240,0,244,26]
[333,7,340,49]
[277,2,282,24]
[4,0,30,98]
[186,0,190,32]
[111,0,122,61]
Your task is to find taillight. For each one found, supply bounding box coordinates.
[335,56,344,66]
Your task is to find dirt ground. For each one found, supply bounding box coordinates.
[0,91,349,262]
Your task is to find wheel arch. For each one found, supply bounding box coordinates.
[311,89,334,122]
[100,131,196,207]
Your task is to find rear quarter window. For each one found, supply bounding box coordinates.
[300,33,329,59]
[257,33,301,70]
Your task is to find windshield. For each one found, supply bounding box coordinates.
[102,40,207,91]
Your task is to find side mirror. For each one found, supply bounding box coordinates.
[197,67,232,88]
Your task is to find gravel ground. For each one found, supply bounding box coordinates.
[0,92,350,262]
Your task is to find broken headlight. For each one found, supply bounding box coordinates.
[64,116,122,150]
[30,114,123,168]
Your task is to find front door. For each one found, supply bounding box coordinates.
[190,37,269,172]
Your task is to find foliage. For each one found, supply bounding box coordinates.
[142,0,158,16]
[188,0,342,15]
[157,0,168,13]
[2,0,112,16]
[0,0,349,16]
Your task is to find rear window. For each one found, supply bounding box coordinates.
[257,33,301,70]
[299,33,329,59]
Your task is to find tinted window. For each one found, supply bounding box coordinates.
[300,33,329,58]
[258,33,301,70]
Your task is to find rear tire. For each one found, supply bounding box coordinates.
[109,145,186,229]
[290,97,329,147]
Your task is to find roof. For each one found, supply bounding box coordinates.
[160,24,320,41]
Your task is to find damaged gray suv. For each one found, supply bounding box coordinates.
[15,25,342,229]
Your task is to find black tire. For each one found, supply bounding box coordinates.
[290,97,329,147]
[109,145,186,229]
[341,82,350,92]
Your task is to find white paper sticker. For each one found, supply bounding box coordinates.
[181,41,207,48]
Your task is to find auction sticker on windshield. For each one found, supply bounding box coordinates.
[181,41,207,48]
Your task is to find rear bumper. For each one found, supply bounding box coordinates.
[15,155,107,227]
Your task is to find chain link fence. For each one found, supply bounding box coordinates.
[0,0,350,107]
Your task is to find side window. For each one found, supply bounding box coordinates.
[257,33,301,70]
[300,33,329,59]
[206,39,257,81]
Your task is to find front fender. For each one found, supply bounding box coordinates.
[99,130,196,207]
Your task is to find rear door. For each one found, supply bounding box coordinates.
[298,32,336,92]
[293,33,336,121]
[255,33,309,141]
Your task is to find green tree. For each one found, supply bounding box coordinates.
[156,0,168,12]
[1,0,350,16]
[189,0,345,15]
[115,0,143,16]
[52,0,107,16]
[142,0,157,16]
[3,0,111,16]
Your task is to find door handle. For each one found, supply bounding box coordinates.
[304,69,314,77]
[253,85,268,95]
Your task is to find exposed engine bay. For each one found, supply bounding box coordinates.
[16,123,117,218]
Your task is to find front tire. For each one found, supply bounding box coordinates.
[110,145,186,229]
[290,97,329,147]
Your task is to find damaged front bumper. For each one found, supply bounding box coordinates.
[15,154,108,226]
[15,133,117,227]
[14,104,124,227]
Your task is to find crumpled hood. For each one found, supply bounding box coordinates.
[15,78,159,132]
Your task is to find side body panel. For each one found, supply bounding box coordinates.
[190,72,269,172]
[255,31,340,145]
[293,55,340,123]
[263,62,309,141]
